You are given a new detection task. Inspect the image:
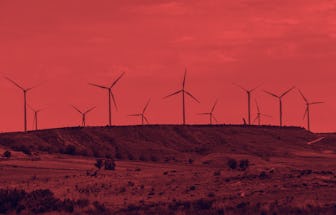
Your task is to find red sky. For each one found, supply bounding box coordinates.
[0,0,335,132]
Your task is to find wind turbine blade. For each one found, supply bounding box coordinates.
[263,90,279,98]
[142,99,151,113]
[163,90,182,99]
[281,86,295,97]
[5,77,24,90]
[26,81,44,92]
[255,99,260,113]
[110,92,118,110]
[84,106,96,114]
[250,83,263,92]
[297,89,308,103]
[310,102,324,105]
[185,91,200,103]
[212,115,219,123]
[261,113,272,117]
[182,69,187,89]
[128,114,141,116]
[36,108,44,113]
[27,104,35,112]
[253,116,259,123]
[89,83,108,89]
[233,83,247,92]
[110,72,125,88]
[143,116,149,124]
[71,105,83,114]
[211,100,218,113]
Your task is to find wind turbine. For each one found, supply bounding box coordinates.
[28,105,43,131]
[234,83,261,125]
[198,100,218,125]
[71,105,96,127]
[254,100,271,126]
[164,69,200,125]
[264,86,295,127]
[89,72,125,126]
[5,77,38,132]
[297,89,323,131]
[128,99,150,125]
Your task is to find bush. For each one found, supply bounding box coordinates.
[227,158,237,170]
[104,159,115,170]
[94,159,104,170]
[239,159,249,171]
[64,145,76,155]
[13,145,31,155]
[115,147,123,160]
[193,199,213,210]
[0,188,110,214]
[139,154,146,161]
[150,155,158,162]
[3,151,11,158]
[127,153,135,160]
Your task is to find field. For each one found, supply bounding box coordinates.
[1,125,336,214]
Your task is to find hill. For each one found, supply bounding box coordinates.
[0,125,331,163]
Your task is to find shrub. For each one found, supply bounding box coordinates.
[3,151,11,158]
[150,155,158,162]
[193,199,213,210]
[104,159,115,170]
[259,171,268,179]
[13,145,31,155]
[227,158,237,170]
[64,145,76,155]
[0,189,109,214]
[94,159,104,170]
[127,153,135,160]
[115,147,123,160]
[139,154,146,161]
[239,159,249,171]
[105,154,113,159]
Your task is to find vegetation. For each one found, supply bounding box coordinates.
[94,159,104,170]
[227,158,237,170]
[239,159,249,171]
[94,158,115,170]
[3,150,11,158]
[0,188,109,214]
[64,145,76,155]
[104,158,115,170]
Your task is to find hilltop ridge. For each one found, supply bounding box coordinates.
[0,125,332,163]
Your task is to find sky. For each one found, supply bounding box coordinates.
[0,0,335,132]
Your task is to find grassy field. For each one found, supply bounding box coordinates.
[1,125,336,214]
